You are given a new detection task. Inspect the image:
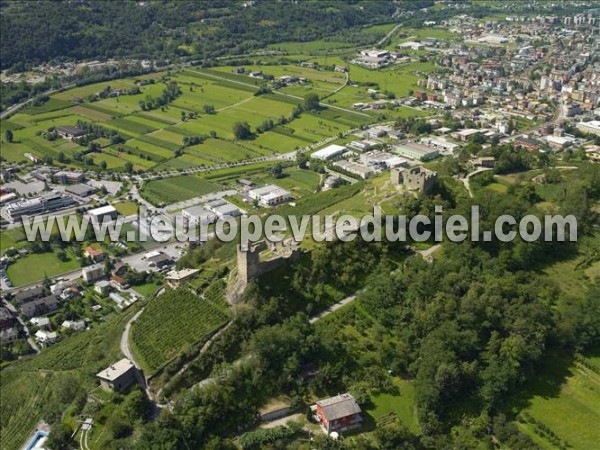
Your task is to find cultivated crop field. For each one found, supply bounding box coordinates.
[130,288,230,372]
[1,63,379,172]
[140,175,219,205]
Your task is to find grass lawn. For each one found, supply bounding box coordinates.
[0,227,28,252]
[6,251,81,286]
[113,201,139,216]
[367,378,420,433]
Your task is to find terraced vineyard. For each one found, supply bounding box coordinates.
[0,310,133,450]
[130,287,230,373]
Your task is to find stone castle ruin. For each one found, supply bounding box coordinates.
[227,239,302,303]
[390,166,437,195]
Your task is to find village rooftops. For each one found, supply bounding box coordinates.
[316,393,362,421]
[96,358,135,382]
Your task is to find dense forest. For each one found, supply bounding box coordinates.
[0,0,406,70]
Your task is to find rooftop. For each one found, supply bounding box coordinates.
[96,358,135,381]
[316,393,361,421]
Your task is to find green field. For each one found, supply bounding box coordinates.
[113,200,139,216]
[130,288,230,372]
[6,251,81,286]
[512,350,600,449]
[140,175,219,205]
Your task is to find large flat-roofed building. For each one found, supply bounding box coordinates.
[333,160,374,179]
[87,205,118,221]
[205,199,242,218]
[248,184,292,207]
[392,143,440,161]
[311,144,347,161]
[65,183,97,197]
[53,171,84,184]
[96,358,138,392]
[4,193,76,220]
[577,120,600,136]
[182,205,216,226]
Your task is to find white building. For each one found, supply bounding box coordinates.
[87,205,118,221]
[62,320,85,331]
[311,144,347,161]
[577,120,600,136]
[248,185,293,207]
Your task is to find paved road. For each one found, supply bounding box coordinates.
[462,167,493,198]
[120,308,145,362]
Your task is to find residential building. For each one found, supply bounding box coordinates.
[165,268,200,288]
[94,280,111,295]
[20,295,58,319]
[0,327,19,344]
[312,393,363,435]
[146,252,172,269]
[14,286,45,306]
[82,264,104,283]
[96,358,139,392]
[62,320,85,331]
[84,246,105,262]
[0,307,17,330]
[35,330,58,346]
[30,317,50,328]
[110,276,129,291]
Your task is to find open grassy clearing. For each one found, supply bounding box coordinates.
[6,250,81,286]
[130,288,230,373]
[140,174,219,205]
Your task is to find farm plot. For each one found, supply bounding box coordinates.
[67,105,114,122]
[140,174,219,205]
[122,139,173,160]
[130,288,230,372]
[512,351,600,450]
[185,138,263,163]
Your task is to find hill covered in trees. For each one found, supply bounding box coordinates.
[0,0,408,70]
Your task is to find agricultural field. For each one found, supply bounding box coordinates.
[2,56,436,173]
[0,310,134,450]
[140,174,219,205]
[130,287,230,373]
[511,350,600,449]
